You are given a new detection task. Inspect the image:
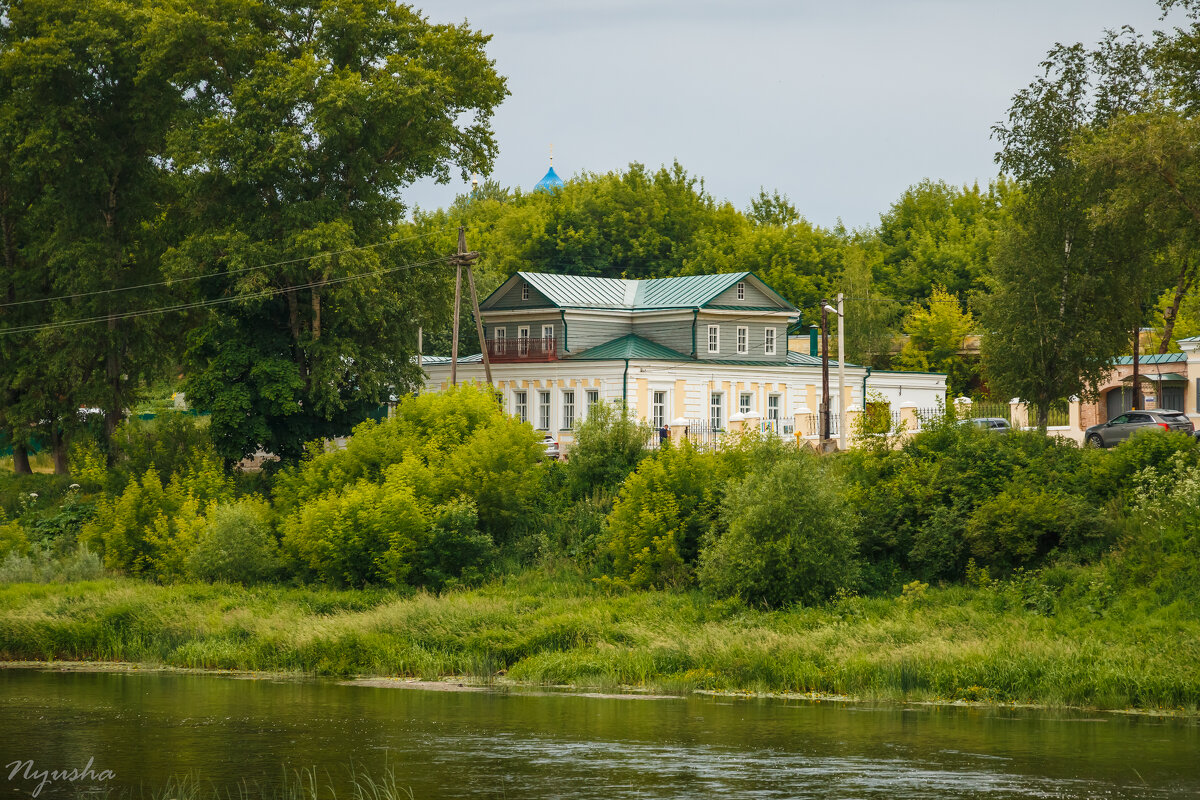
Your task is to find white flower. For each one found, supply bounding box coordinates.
[69,484,81,490]
[28,492,38,499]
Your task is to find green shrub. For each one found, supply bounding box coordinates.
[1089,428,1200,504]
[698,454,858,607]
[603,442,720,588]
[0,515,28,558]
[111,411,219,484]
[186,498,280,584]
[564,402,652,496]
[0,543,104,583]
[81,460,232,580]
[418,500,495,590]
[274,385,543,545]
[964,486,1114,573]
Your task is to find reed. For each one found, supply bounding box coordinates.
[1,566,1196,712]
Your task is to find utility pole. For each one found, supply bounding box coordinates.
[820,301,831,449]
[1131,320,1142,410]
[837,292,846,451]
[448,226,484,387]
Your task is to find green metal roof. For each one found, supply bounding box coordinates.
[502,271,797,312]
[1113,353,1187,365]
[567,334,692,361]
[1121,371,1188,382]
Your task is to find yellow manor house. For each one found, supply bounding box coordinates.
[419,271,946,446]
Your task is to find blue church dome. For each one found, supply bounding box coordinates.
[534,165,564,192]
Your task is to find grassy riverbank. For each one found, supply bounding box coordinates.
[1,567,1197,712]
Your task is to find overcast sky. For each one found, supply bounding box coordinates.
[408,0,1180,230]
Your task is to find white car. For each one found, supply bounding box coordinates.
[541,434,561,460]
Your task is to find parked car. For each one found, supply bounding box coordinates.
[541,434,561,460]
[1084,409,1194,448]
[958,417,1012,434]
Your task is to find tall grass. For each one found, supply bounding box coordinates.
[63,765,414,800]
[1,566,1197,712]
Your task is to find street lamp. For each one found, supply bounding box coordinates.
[819,297,846,451]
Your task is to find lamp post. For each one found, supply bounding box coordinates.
[819,299,840,450]
[837,293,846,450]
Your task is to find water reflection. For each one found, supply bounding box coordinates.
[0,669,1195,799]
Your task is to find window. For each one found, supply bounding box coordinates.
[711,393,723,430]
[521,282,529,300]
[764,327,776,355]
[493,326,506,356]
[518,325,529,356]
[538,391,551,430]
[514,391,527,423]
[739,392,752,415]
[542,324,554,341]
[768,395,780,429]
[652,391,666,428]
[494,326,506,340]
[707,324,720,354]
[586,389,600,410]
[736,281,745,300]
[563,390,576,429]
[736,326,749,355]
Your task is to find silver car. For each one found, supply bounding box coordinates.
[1084,409,1194,448]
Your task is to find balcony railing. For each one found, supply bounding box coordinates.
[486,337,558,362]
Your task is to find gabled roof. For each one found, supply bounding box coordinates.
[567,334,691,361]
[483,271,797,312]
[1113,352,1187,365]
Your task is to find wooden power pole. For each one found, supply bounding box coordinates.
[448,226,488,385]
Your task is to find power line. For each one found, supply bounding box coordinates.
[0,225,456,310]
[0,254,456,337]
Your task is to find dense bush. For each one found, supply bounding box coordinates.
[964,487,1115,573]
[274,385,544,545]
[281,477,493,589]
[186,499,280,584]
[698,453,858,607]
[602,442,720,588]
[564,402,652,496]
[82,461,233,579]
[111,411,220,483]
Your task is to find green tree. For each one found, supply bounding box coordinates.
[564,402,652,497]
[896,286,975,394]
[165,0,508,461]
[838,245,899,367]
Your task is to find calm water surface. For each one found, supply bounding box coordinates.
[0,668,1197,799]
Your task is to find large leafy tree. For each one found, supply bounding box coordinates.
[0,0,183,467]
[164,0,508,461]
[984,35,1155,429]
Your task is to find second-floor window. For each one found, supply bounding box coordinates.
[563,390,575,429]
[736,326,749,355]
[737,281,745,300]
[707,325,720,354]
[538,391,551,430]
[521,282,529,300]
[764,327,776,355]
[739,393,752,415]
[542,324,554,342]
[518,325,529,356]
[514,391,527,423]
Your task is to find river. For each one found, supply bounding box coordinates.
[0,668,1196,799]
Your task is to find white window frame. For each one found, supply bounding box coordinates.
[736,326,749,355]
[521,282,529,300]
[767,394,780,423]
[764,327,776,355]
[514,391,527,423]
[739,392,752,415]
[707,324,720,354]
[652,390,667,429]
[538,390,551,430]
[586,389,600,412]
[711,392,723,430]
[563,390,576,430]
[736,281,745,300]
[494,326,506,340]
[518,325,530,356]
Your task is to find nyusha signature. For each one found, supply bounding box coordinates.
[6,758,115,797]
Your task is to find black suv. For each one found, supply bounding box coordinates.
[1083,409,1195,448]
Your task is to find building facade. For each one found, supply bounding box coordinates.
[420,271,947,445]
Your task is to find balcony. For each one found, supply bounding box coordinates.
[486,337,558,363]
